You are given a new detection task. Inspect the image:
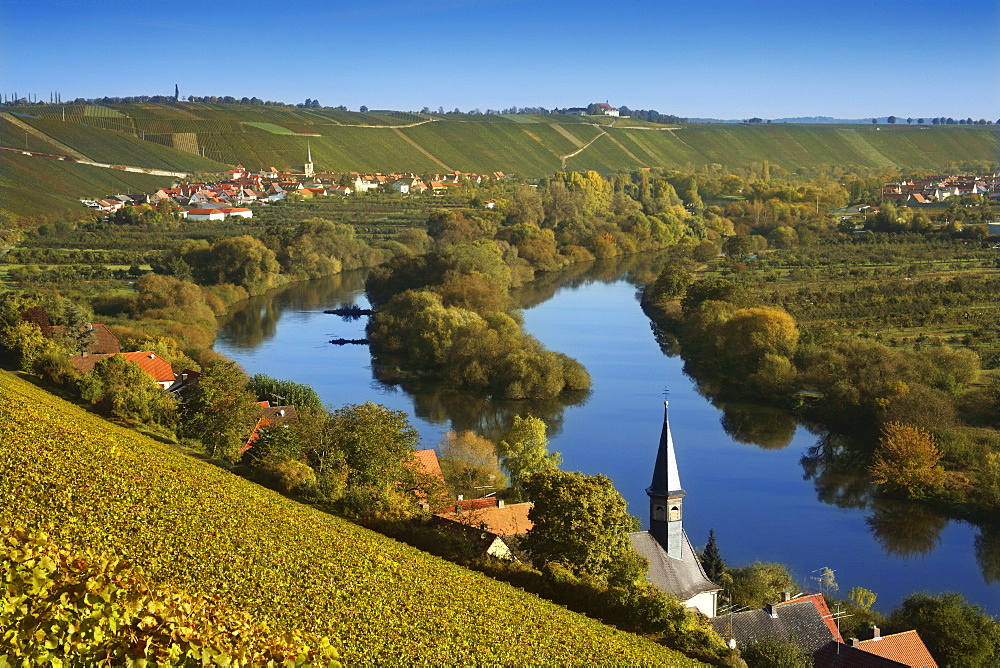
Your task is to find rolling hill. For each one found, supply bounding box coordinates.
[1,101,997,219]
[0,370,698,664]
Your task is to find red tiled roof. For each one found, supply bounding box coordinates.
[48,324,119,354]
[856,630,937,668]
[437,502,534,537]
[69,352,176,383]
[412,449,444,481]
[187,208,223,215]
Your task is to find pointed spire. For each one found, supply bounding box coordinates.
[306,141,312,164]
[648,401,684,497]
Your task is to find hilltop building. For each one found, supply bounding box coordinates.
[630,402,721,617]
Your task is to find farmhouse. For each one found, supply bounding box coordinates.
[185,208,226,221]
[68,352,177,390]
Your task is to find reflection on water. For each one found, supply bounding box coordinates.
[866,501,947,558]
[401,382,590,443]
[719,402,798,450]
[219,272,369,349]
[215,252,1000,615]
[800,432,875,510]
[975,527,1000,584]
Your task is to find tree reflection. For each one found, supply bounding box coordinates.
[218,271,369,348]
[800,432,874,509]
[374,374,590,444]
[719,402,797,449]
[866,500,947,558]
[974,525,1000,584]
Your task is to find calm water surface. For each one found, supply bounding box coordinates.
[215,257,999,616]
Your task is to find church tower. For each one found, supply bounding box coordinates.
[647,401,686,559]
[304,142,314,178]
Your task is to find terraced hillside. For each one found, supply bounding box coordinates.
[3,101,997,217]
[0,370,698,665]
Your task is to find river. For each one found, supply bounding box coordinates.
[215,254,999,617]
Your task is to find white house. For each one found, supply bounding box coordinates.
[186,208,226,221]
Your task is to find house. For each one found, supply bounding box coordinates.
[434,498,533,561]
[68,352,177,390]
[48,323,120,355]
[591,102,620,117]
[710,592,843,655]
[219,207,253,219]
[436,498,534,537]
[185,208,226,221]
[243,401,299,453]
[329,186,351,196]
[630,402,721,617]
[484,199,496,209]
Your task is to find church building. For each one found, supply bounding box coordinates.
[629,402,721,617]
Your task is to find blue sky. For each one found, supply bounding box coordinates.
[2,0,997,119]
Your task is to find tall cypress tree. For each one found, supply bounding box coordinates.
[701,528,726,584]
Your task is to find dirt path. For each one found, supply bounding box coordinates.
[560,130,608,169]
[550,123,586,149]
[0,145,190,178]
[0,112,90,160]
[392,127,451,170]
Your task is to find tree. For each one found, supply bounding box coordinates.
[328,402,419,488]
[179,361,262,462]
[848,586,877,610]
[247,373,323,410]
[887,115,897,124]
[437,430,506,500]
[520,469,642,582]
[646,263,693,303]
[78,355,177,427]
[496,415,561,500]
[741,636,811,668]
[700,529,726,585]
[727,561,797,608]
[887,592,1000,667]
[868,422,945,499]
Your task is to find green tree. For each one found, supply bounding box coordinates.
[741,636,810,668]
[848,586,877,610]
[521,469,643,583]
[886,592,1000,667]
[179,361,262,462]
[247,373,323,410]
[727,561,797,608]
[329,402,419,488]
[78,355,177,427]
[496,415,561,500]
[700,529,726,585]
[647,263,693,303]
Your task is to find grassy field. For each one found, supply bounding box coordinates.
[12,117,227,172]
[0,151,180,220]
[0,370,697,665]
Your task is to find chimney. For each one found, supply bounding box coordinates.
[278,409,285,417]
[871,625,881,640]
[765,604,777,619]
[781,591,792,602]
[497,499,505,509]
[850,638,860,647]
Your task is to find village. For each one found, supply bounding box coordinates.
[80,149,507,218]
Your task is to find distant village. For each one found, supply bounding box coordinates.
[880,173,1000,206]
[82,152,508,218]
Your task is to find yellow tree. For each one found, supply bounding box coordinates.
[868,422,945,499]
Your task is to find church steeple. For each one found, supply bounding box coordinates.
[647,401,686,559]
[304,141,314,178]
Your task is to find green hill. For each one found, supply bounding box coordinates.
[0,370,697,665]
[3,101,998,218]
